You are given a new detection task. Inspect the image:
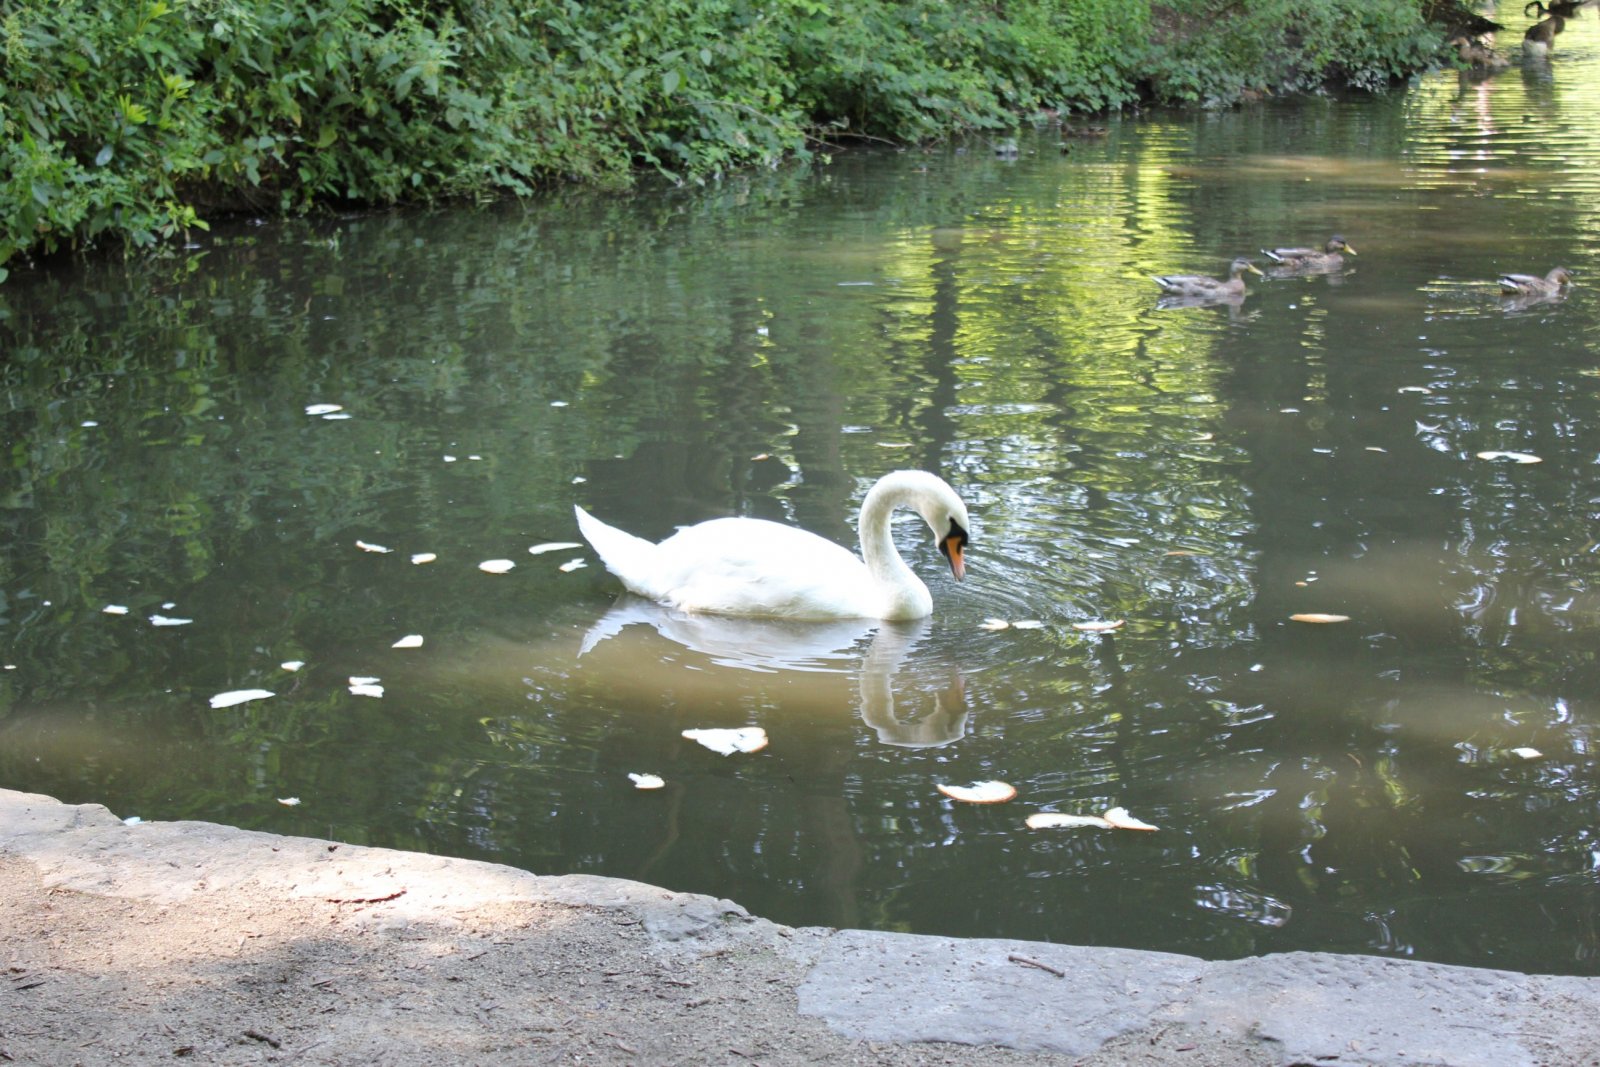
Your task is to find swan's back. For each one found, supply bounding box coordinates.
[574,507,881,618]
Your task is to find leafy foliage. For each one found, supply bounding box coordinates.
[0,0,1441,273]
[1141,0,1440,104]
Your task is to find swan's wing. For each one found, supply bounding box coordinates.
[652,518,878,618]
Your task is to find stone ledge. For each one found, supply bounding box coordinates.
[3,788,1594,1067]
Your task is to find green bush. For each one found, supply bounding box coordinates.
[1140,0,1438,105]
[0,0,1441,277]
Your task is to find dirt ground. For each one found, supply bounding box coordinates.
[3,789,1595,1067]
[0,791,1263,1067]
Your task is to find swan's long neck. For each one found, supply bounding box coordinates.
[857,475,933,619]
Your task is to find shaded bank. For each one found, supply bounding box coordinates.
[4,788,1598,1065]
[2,0,1444,276]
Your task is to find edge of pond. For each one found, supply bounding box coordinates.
[3,787,1594,1066]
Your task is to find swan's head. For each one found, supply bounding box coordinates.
[937,514,969,581]
[909,474,970,582]
[863,470,972,585]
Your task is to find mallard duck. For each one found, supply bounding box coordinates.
[574,470,970,621]
[1525,0,1582,17]
[1498,267,1573,297]
[1152,257,1264,299]
[1449,36,1512,71]
[1524,14,1564,55]
[1262,235,1358,271]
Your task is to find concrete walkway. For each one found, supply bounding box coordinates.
[2,788,1595,1066]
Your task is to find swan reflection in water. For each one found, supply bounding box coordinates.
[579,599,968,747]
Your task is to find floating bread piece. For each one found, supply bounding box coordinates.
[392,634,424,649]
[348,676,384,698]
[355,540,392,553]
[682,727,769,756]
[529,542,583,555]
[1511,747,1543,760]
[209,689,274,709]
[1072,619,1125,632]
[478,559,516,574]
[937,780,1017,804]
[1290,613,1350,624]
[979,618,1011,631]
[1102,806,1159,831]
[628,773,666,790]
[411,552,437,565]
[1026,812,1112,830]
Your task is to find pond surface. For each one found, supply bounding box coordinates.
[5,4,1600,975]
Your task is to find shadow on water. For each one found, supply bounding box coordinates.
[4,0,1600,973]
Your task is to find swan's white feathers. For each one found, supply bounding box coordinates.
[573,470,967,621]
[572,504,671,600]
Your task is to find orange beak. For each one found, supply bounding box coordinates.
[944,536,965,581]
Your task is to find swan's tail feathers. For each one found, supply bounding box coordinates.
[574,505,664,599]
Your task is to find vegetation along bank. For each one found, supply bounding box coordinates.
[1,0,1461,277]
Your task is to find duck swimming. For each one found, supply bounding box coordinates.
[1153,257,1264,299]
[1498,266,1573,297]
[1262,235,1358,272]
[573,470,970,621]
[1524,14,1565,55]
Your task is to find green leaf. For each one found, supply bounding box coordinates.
[95,145,114,167]
[662,69,681,95]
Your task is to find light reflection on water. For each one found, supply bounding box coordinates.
[4,0,1600,974]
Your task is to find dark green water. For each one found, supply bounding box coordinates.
[6,11,1600,975]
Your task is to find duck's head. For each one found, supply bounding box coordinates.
[1550,267,1575,286]
[1230,257,1266,279]
[1327,235,1356,255]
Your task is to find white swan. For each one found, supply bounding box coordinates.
[572,470,970,620]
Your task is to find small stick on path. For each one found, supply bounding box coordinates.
[1008,953,1066,978]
